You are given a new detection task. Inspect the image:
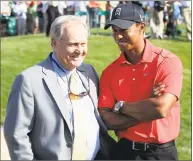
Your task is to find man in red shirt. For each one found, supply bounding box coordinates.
[98,2,183,160]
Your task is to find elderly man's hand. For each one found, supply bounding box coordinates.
[151,82,166,97]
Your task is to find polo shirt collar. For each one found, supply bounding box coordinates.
[118,39,154,64]
[141,39,154,63]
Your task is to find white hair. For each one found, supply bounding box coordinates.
[50,15,88,40]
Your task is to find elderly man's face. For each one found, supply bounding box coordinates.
[53,23,88,71]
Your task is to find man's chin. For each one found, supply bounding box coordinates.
[72,61,83,68]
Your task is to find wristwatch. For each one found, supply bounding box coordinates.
[113,101,125,113]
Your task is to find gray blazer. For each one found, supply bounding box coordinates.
[4,54,110,160]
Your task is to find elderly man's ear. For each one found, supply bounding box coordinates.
[51,38,57,48]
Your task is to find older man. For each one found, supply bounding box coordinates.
[4,15,114,160]
[98,3,183,160]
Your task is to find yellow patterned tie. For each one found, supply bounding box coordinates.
[69,72,88,160]
[69,71,81,100]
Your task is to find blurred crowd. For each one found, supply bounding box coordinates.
[0,1,191,40]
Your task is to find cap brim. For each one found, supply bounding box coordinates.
[104,19,135,30]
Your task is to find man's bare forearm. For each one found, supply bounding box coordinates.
[98,108,141,130]
[120,94,176,121]
[120,98,161,122]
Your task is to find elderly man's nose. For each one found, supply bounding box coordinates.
[75,46,83,53]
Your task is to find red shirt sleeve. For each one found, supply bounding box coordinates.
[98,68,116,109]
[154,56,183,100]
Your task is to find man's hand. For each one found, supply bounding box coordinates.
[151,82,166,97]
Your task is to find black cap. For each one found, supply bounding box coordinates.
[104,3,145,30]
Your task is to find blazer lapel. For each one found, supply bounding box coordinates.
[41,54,73,136]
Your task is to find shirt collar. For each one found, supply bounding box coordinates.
[140,39,154,63]
[52,52,72,77]
[117,39,155,65]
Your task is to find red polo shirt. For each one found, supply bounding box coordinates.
[98,39,183,143]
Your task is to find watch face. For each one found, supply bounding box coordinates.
[114,101,124,113]
[115,102,122,109]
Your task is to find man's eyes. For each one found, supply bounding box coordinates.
[68,43,86,47]
[113,29,129,33]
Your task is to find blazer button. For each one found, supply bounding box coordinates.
[66,142,72,148]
